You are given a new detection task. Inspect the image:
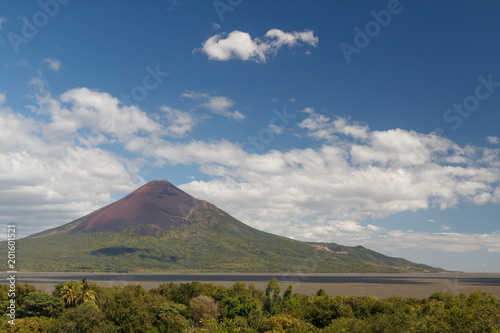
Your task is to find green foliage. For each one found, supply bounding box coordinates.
[0,316,52,332]
[344,295,384,319]
[1,280,499,332]
[0,207,443,273]
[261,314,316,332]
[21,292,64,318]
[12,283,38,308]
[49,302,118,333]
[189,295,220,322]
[59,279,98,307]
[263,278,283,315]
[99,285,155,332]
[305,294,354,328]
[151,281,223,305]
[156,301,189,331]
[196,317,258,332]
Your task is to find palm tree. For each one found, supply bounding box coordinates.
[61,281,80,306]
[78,278,97,304]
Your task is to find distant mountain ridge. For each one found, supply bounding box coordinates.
[4,180,445,273]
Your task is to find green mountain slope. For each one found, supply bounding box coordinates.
[5,207,443,273]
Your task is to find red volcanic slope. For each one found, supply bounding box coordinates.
[69,180,214,233]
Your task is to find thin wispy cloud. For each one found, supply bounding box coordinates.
[182,90,246,121]
[0,17,6,30]
[0,17,6,43]
[43,58,63,71]
[299,108,369,141]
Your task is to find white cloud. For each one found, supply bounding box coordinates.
[2,80,500,259]
[0,106,143,239]
[0,17,6,30]
[58,87,163,140]
[281,220,500,253]
[160,106,197,138]
[0,81,173,238]
[199,29,318,63]
[182,90,246,121]
[175,113,500,248]
[203,96,245,121]
[203,95,233,112]
[370,230,500,253]
[43,58,63,71]
[487,136,499,144]
[269,124,284,134]
[181,91,209,99]
[265,29,318,48]
[0,91,5,104]
[299,108,369,141]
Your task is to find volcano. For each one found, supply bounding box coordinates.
[49,180,217,235]
[7,180,444,273]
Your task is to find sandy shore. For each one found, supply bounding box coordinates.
[2,272,499,299]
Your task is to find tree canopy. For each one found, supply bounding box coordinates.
[0,279,499,332]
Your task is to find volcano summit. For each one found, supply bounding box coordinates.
[39,180,217,235]
[7,180,444,273]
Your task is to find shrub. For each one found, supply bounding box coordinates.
[189,295,220,323]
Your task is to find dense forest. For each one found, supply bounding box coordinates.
[1,279,499,332]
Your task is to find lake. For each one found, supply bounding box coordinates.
[2,272,499,298]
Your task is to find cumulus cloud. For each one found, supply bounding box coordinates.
[487,136,499,144]
[160,106,197,138]
[0,80,250,238]
[0,84,171,237]
[0,107,143,238]
[175,113,500,252]
[43,58,63,71]
[2,81,500,257]
[199,29,318,63]
[278,219,500,253]
[38,87,164,148]
[299,108,369,141]
[179,136,500,226]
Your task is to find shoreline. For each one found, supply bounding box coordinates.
[2,272,499,299]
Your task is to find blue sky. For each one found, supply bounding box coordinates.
[1,0,499,272]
